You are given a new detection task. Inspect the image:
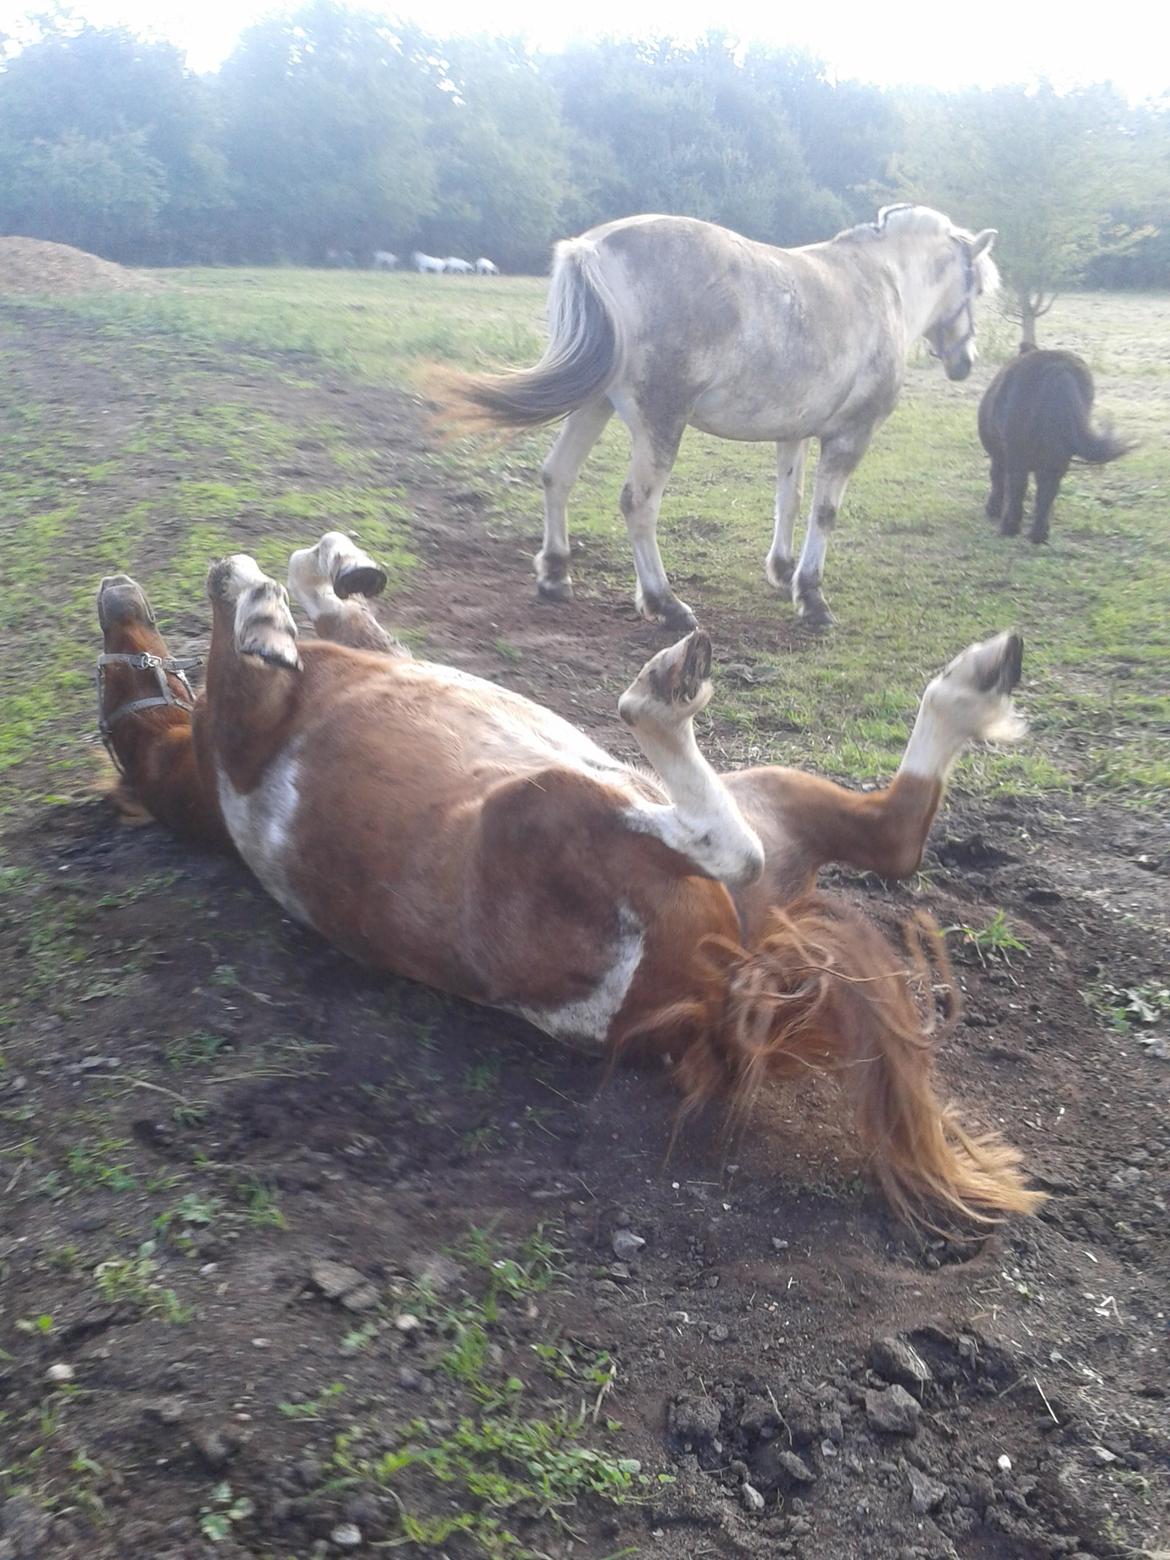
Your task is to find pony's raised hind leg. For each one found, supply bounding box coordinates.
[287,531,409,656]
[536,399,613,603]
[617,632,764,886]
[618,416,695,631]
[765,438,808,589]
[792,430,871,628]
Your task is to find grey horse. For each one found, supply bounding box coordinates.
[445,205,998,629]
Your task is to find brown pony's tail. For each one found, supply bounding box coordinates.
[627,893,1042,1228]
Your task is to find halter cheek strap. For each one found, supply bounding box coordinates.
[96,652,202,774]
[927,240,979,364]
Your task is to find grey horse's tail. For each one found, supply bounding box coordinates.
[432,239,622,431]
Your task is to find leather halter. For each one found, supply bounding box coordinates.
[927,239,979,367]
[96,651,201,774]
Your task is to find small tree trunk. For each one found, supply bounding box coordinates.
[1018,289,1038,349]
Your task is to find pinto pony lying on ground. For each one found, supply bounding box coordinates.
[96,532,1041,1225]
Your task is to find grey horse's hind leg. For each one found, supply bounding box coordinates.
[617,413,695,632]
[765,438,808,589]
[792,430,871,628]
[536,399,613,602]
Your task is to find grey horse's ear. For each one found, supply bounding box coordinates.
[971,228,998,257]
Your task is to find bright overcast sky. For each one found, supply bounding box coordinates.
[7,0,1170,98]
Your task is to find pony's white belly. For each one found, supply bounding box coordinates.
[512,904,645,1048]
[217,752,312,926]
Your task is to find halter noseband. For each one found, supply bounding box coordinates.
[927,238,979,365]
[96,651,202,774]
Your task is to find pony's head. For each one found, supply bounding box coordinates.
[874,205,999,381]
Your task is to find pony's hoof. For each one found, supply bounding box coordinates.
[796,593,836,630]
[985,500,1002,520]
[619,629,713,727]
[335,563,388,600]
[765,555,794,590]
[536,577,574,604]
[999,520,1022,538]
[1029,529,1049,546]
[637,588,698,632]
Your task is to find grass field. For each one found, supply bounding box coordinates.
[1,269,1166,827]
[1,269,1168,1559]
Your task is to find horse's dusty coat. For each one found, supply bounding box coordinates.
[446,206,998,628]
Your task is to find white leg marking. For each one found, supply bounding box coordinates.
[216,750,311,925]
[517,906,644,1047]
[899,632,1027,782]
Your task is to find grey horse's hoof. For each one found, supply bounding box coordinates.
[536,576,574,604]
[796,592,836,630]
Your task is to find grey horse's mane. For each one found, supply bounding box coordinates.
[839,204,999,293]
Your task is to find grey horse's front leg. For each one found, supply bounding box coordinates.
[765,438,808,589]
[792,430,872,628]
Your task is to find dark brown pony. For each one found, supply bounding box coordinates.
[978,346,1131,543]
[94,531,1042,1227]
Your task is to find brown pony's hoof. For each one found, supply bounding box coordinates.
[1029,528,1049,546]
[335,563,388,600]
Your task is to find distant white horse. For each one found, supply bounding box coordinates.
[446,206,998,630]
[444,257,474,274]
[475,257,500,275]
[373,251,398,270]
[412,252,446,274]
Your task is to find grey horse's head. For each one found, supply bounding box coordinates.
[926,225,999,381]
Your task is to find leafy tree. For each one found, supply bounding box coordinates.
[0,19,227,260]
[900,83,1147,344]
[217,2,440,262]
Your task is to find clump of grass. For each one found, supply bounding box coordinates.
[945,909,1029,966]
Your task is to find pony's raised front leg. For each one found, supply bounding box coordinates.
[618,418,695,631]
[287,531,409,656]
[618,632,764,886]
[792,430,871,628]
[765,438,808,590]
[536,399,613,603]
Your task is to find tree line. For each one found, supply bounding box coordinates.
[1,4,1168,308]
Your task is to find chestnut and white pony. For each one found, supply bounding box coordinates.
[96,532,1038,1225]
[442,205,999,630]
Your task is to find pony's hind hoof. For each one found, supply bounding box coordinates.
[619,629,713,727]
[969,630,1024,695]
[335,563,388,600]
[796,592,836,630]
[536,576,574,605]
[98,575,156,631]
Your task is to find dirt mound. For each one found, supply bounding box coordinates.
[0,235,155,295]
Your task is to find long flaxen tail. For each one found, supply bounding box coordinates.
[430,237,622,431]
[628,893,1043,1227]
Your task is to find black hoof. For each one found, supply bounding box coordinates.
[335,563,388,600]
[796,593,836,630]
[974,631,1024,695]
[536,577,573,604]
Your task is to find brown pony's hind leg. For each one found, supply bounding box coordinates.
[96,575,227,847]
[287,532,410,657]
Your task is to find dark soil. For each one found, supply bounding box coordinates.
[1,309,1167,1560]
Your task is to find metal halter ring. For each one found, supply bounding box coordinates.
[96,651,202,773]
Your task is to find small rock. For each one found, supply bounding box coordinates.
[192,1427,235,1472]
[865,1385,921,1436]
[397,1367,423,1391]
[778,1451,816,1484]
[295,1457,324,1489]
[394,1313,421,1334]
[330,1523,363,1549]
[741,1482,766,1513]
[906,1463,948,1514]
[869,1337,933,1399]
[709,1323,730,1343]
[310,1258,378,1312]
[611,1229,645,1260]
[1090,1444,1117,1465]
[771,1238,790,1251]
[45,1363,75,1384]
[997,1454,1012,1473]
